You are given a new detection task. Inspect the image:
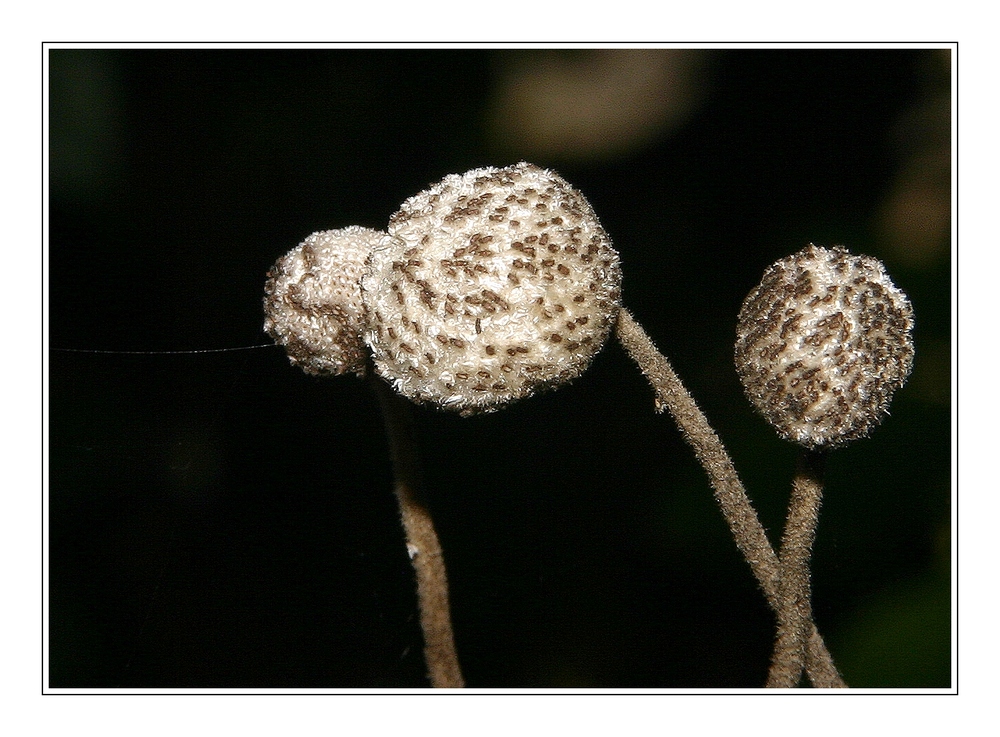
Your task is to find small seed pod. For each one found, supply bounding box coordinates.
[362,162,623,415]
[264,226,385,377]
[734,244,914,449]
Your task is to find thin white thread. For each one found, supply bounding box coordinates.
[52,344,277,355]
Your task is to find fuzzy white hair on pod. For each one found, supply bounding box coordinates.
[734,244,915,449]
[264,226,386,377]
[362,162,623,415]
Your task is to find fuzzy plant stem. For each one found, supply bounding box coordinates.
[615,308,845,688]
[371,376,465,688]
[767,450,826,687]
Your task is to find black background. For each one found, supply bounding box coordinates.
[48,48,951,688]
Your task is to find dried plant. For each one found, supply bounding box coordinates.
[363,162,622,415]
[733,244,915,687]
[264,164,914,688]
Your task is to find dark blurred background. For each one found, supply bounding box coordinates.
[47,47,951,689]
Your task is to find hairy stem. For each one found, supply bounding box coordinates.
[615,308,845,688]
[767,450,826,687]
[371,376,464,688]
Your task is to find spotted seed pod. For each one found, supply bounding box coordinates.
[734,244,914,449]
[264,226,385,377]
[362,162,623,415]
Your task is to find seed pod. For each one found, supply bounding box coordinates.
[264,226,385,377]
[734,244,914,448]
[362,162,623,415]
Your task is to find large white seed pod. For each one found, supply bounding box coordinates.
[264,226,385,377]
[363,162,623,415]
[734,244,915,449]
